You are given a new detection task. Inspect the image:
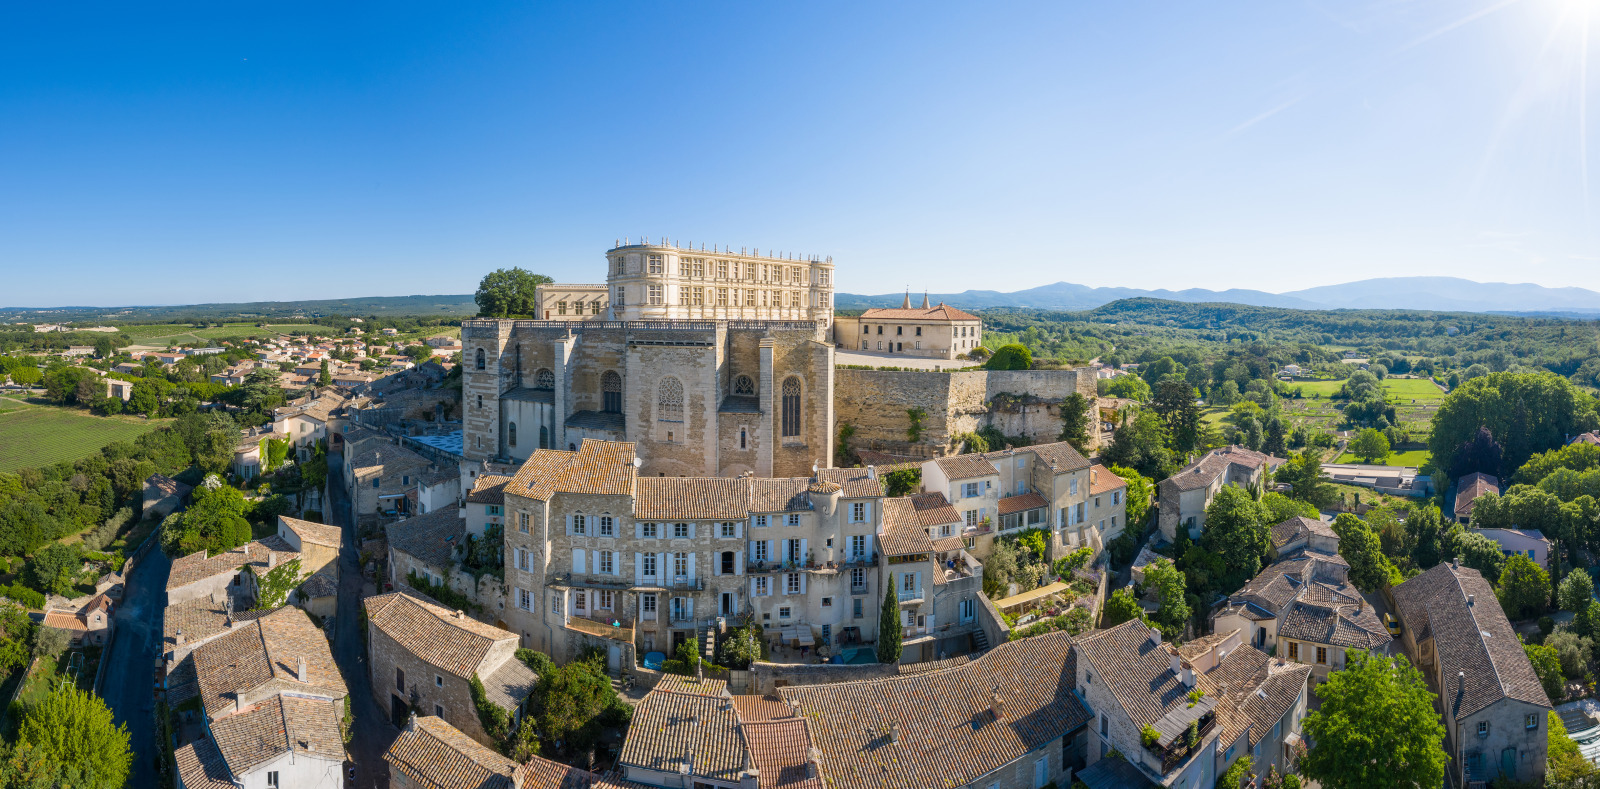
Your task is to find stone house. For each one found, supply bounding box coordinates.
[276,515,341,577]
[531,283,610,321]
[1474,528,1551,569]
[41,593,112,646]
[1074,621,1312,788]
[833,294,984,359]
[879,493,986,661]
[921,442,1116,563]
[104,378,133,401]
[364,590,538,744]
[171,606,348,789]
[273,393,346,461]
[1157,446,1283,543]
[231,426,289,481]
[1454,472,1501,524]
[612,632,1089,789]
[386,715,644,789]
[344,439,432,525]
[1210,518,1390,682]
[1392,561,1551,785]
[165,537,299,606]
[143,473,193,521]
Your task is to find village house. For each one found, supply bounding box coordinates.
[612,631,1089,789]
[231,425,289,481]
[1157,446,1284,543]
[1391,560,1551,785]
[41,593,113,646]
[276,515,342,618]
[171,606,348,789]
[1074,621,1313,788]
[364,590,538,743]
[165,536,299,606]
[1475,528,1552,569]
[143,473,193,520]
[344,439,433,527]
[386,715,643,789]
[104,378,133,401]
[1210,517,1391,682]
[1454,472,1501,524]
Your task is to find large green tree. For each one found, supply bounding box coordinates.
[474,267,553,318]
[985,344,1032,371]
[1526,642,1565,701]
[1298,651,1446,789]
[1200,486,1269,580]
[1277,450,1333,508]
[1143,558,1190,638]
[1108,464,1153,527]
[1429,372,1597,481]
[1103,410,1175,481]
[160,484,252,557]
[16,683,131,789]
[1348,428,1390,463]
[528,655,629,758]
[1151,379,1202,453]
[1332,513,1394,592]
[1057,392,1092,453]
[1496,553,1550,621]
[878,582,903,663]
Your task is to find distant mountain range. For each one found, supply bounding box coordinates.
[836,276,1600,315]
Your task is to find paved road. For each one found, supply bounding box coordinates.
[328,453,396,789]
[102,537,170,788]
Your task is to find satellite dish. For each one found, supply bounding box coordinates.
[633,457,643,468]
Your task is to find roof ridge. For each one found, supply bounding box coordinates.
[1455,568,1514,702]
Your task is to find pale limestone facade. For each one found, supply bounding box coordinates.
[461,318,832,479]
[532,283,608,321]
[497,440,994,668]
[600,241,834,326]
[832,294,983,360]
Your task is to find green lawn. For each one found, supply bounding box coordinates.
[1381,378,1446,402]
[1285,380,1345,398]
[1334,448,1432,467]
[0,407,167,473]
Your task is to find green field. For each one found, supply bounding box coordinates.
[1379,377,1446,402]
[0,407,167,473]
[1335,448,1432,467]
[1285,379,1346,398]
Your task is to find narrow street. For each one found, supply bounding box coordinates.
[100,536,170,788]
[328,452,396,789]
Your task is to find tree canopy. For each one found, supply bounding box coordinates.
[1298,651,1447,789]
[474,267,553,318]
[1429,372,1597,480]
[16,683,131,789]
[984,344,1032,371]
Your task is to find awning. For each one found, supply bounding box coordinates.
[994,581,1069,610]
[779,625,815,646]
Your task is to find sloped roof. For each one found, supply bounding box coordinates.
[1162,446,1280,492]
[364,589,517,679]
[858,304,980,321]
[1089,465,1127,495]
[1270,516,1336,550]
[1454,473,1501,518]
[190,606,347,718]
[908,492,961,528]
[930,454,999,481]
[506,440,636,501]
[465,475,512,505]
[996,492,1048,516]
[385,715,519,789]
[386,507,465,569]
[778,630,1090,789]
[816,467,884,499]
[618,689,745,782]
[167,536,299,592]
[878,498,935,556]
[636,477,751,520]
[1392,562,1551,721]
[743,718,825,789]
[748,478,813,513]
[279,515,343,548]
[211,694,344,774]
[1028,442,1092,473]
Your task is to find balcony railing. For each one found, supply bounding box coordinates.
[565,615,634,642]
[1150,714,1218,775]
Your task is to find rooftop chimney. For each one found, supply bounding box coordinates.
[455,610,464,618]
[235,690,245,713]
[990,689,1006,721]
[889,723,901,743]
[1467,594,1475,607]
[297,655,308,683]
[406,711,418,732]
[1169,652,1181,675]
[1149,625,1163,647]
[175,630,185,646]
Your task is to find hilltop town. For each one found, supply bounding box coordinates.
[1,239,1597,789]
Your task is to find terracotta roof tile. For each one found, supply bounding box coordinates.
[857,304,980,321]
[878,498,935,556]
[1454,473,1500,518]
[778,631,1090,789]
[466,475,512,505]
[211,694,345,774]
[930,455,999,481]
[744,718,825,789]
[732,694,797,722]
[508,440,637,501]
[816,468,884,499]
[1089,465,1127,495]
[364,589,518,678]
[618,689,745,781]
[167,537,299,592]
[748,478,814,513]
[1023,442,1093,473]
[190,606,347,719]
[386,716,519,789]
[908,493,961,529]
[1392,562,1551,721]
[386,508,465,569]
[1161,446,1281,492]
[174,736,234,789]
[279,515,343,548]
[996,492,1048,516]
[636,478,751,520]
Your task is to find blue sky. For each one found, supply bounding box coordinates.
[3,1,1599,306]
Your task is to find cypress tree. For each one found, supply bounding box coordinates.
[877,580,902,664]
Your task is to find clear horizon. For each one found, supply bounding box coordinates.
[4,1,1599,306]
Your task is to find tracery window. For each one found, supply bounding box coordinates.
[781,377,801,437]
[658,377,684,423]
[733,375,755,396]
[602,371,622,413]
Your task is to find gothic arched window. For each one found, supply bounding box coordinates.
[781,377,801,437]
[539,425,549,449]
[475,348,486,371]
[602,371,622,413]
[535,369,555,390]
[658,377,684,423]
[508,422,517,447]
[733,375,755,396]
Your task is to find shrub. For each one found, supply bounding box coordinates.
[1140,724,1161,748]
[1540,616,1557,639]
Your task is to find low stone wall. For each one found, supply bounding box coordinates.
[749,661,901,695]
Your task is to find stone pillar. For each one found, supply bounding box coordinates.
[552,335,575,453]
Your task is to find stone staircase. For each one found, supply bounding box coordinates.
[972,628,991,651]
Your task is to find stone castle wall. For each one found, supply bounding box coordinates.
[835,367,1099,458]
